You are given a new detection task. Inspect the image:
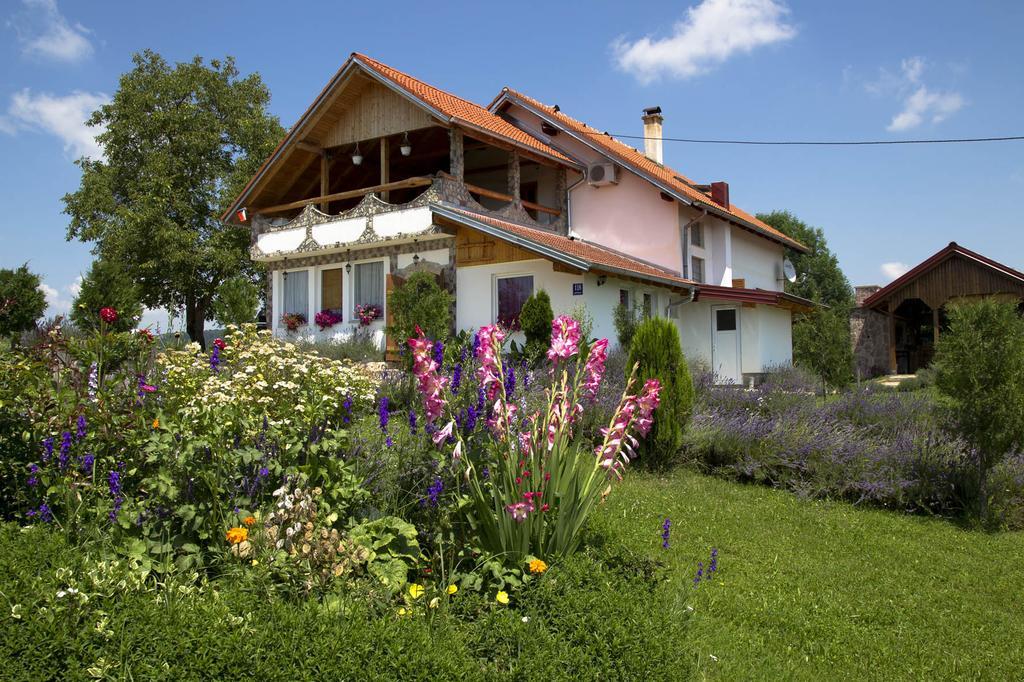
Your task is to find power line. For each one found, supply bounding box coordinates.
[584,132,1024,146]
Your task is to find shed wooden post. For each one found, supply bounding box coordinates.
[888,305,897,374]
[379,136,390,202]
[320,150,330,212]
[933,307,940,342]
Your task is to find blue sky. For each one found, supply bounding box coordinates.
[2,0,1022,326]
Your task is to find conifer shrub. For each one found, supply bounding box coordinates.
[387,271,452,347]
[518,289,553,364]
[626,316,694,468]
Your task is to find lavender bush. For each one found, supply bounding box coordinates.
[682,373,1017,525]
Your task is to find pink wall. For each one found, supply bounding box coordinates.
[571,171,682,272]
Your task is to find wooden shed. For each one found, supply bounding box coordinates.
[854,242,1024,376]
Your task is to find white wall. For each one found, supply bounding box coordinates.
[731,228,785,291]
[709,218,733,286]
[455,258,667,351]
[759,305,793,368]
[675,301,793,377]
[676,302,713,368]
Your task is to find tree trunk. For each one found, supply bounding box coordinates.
[186,299,206,350]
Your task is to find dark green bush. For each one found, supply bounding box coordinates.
[612,303,640,351]
[518,289,553,363]
[626,317,694,468]
[0,264,47,344]
[387,271,452,348]
[70,257,144,332]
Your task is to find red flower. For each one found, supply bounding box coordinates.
[213,338,226,350]
[137,329,154,342]
[99,307,118,324]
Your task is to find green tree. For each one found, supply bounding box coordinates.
[387,271,452,349]
[518,289,553,364]
[758,210,855,381]
[613,303,641,351]
[626,317,694,469]
[212,275,261,327]
[0,264,47,345]
[794,307,854,393]
[70,257,144,332]
[933,298,1024,522]
[63,50,284,348]
[757,210,854,309]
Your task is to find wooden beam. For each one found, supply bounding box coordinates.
[320,150,330,212]
[297,141,322,154]
[380,136,390,201]
[255,176,433,215]
[888,304,897,374]
[458,178,560,216]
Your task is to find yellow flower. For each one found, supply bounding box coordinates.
[397,607,409,617]
[495,590,509,605]
[428,597,440,609]
[408,584,425,599]
[446,584,458,595]
[152,418,160,429]
[225,527,248,545]
[528,559,548,575]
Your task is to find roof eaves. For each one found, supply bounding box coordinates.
[429,203,591,272]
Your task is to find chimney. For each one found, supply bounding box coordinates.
[710,181,729,209]
[641,106,663,164]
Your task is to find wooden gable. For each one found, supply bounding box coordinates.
[876,252,1024,310]
[314,76,436,148]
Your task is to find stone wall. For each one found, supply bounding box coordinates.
[850,285,889,378]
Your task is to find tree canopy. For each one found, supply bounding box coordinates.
[63,50,284,347]
[757,210,854,310]
[0,264,47,343]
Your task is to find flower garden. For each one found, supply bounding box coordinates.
[2,305,1023,679]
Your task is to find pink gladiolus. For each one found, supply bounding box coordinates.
[634,378,662,436]
[475,325,506,401]
[432,420,455,446]
[581,339,609,401]
[506,501,534,523]
[408,333,449,423]
[546,315,581,363]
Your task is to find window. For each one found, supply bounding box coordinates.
[496,275,534,329]
[619,289,631,308]
[690,222,704,248]
[282,270,309,317]
[321,269,343,312]
[353,261,384,310]
[691,256,705,283]
[643,293,653,319]
[715,308,737,331]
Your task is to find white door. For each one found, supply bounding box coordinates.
[712,306,741,384]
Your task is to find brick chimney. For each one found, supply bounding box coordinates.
[710,181,729,209]
[641,106,663,164]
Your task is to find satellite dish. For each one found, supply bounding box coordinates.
[782,258,798,283]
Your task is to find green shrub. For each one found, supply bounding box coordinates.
[70,257,144,332]
[612,303,640,351]
[387,271,452,348]
[933,298,1024,522]
[212,274,261,327]
[626,317,694,468]
[518,289,553,363]
[793,307,854,393]
[0,264,47,344]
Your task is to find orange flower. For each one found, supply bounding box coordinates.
[226,527,248,545]
[528,559,548,574]
[243,515,256,527]
[152,418,160,429]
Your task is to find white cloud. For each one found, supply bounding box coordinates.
[864,56,965,132]
[613,0,796,83]
[881,262,911,281]
[139,308,184,334]
[887,86,964,132]
[39,281,72,316]
[0,89,108,159]
[8,0,93,63]
[67,274,82,297]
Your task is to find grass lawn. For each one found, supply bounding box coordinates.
[601,469,1024,680]
[4,470,1021,680]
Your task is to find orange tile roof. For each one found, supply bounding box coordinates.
[495,89,808,253]
[352,54,574,166]
[431,203,697,290]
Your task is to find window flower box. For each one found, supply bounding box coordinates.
[281,312,307,332]
[354,304,381,327]
[314,309,343,331]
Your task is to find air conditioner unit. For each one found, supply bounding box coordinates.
[587,162,618,187]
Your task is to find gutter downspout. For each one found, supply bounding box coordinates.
[664,287,696,316]
[679,208,707,280]
[565,169,587,236]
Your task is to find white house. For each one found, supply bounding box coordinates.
[224,54,811,384]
